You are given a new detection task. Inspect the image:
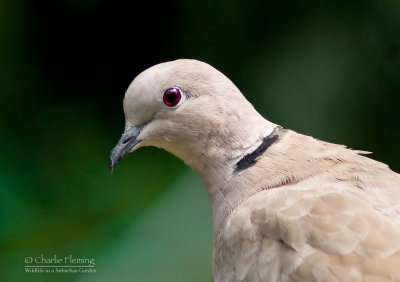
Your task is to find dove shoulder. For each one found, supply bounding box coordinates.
[213,130,400,282]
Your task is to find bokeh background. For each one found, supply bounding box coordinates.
[1,0,399,281]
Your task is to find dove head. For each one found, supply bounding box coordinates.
[109,59,276,177]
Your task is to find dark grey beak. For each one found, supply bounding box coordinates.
[109,125,144,171]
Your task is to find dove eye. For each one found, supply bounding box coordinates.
[163,87,182,107]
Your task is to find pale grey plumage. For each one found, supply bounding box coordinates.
[109,59,400,282]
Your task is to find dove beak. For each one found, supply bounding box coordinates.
[109,124,144,171]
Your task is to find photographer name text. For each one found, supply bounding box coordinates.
[25,254,96,274]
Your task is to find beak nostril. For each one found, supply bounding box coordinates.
[122,136,133,144]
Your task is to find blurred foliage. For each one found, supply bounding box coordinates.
[1,0,399,281]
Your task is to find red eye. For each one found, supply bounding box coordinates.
[163,87,182,107]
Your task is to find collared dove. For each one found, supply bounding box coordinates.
[109,59,400,282]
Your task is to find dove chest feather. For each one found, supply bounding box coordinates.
[213,187,317,282]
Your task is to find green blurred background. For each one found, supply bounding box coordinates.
[1,0,399,281]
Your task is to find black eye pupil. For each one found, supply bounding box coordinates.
[166,93,177,103]
[163,88,182,107]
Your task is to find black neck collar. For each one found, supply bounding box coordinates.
[235,126,281,172]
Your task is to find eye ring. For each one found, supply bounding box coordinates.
[163,87,182,107]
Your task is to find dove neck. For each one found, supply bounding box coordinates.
[189,120,281,233]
